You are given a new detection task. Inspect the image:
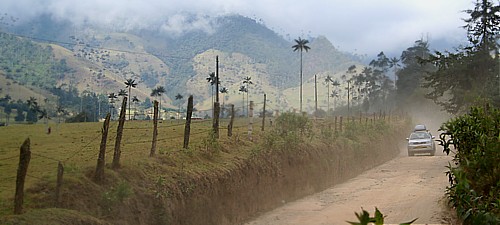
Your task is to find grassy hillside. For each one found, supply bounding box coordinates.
[1,14,362,114]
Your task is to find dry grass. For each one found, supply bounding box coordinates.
[0,118,255,214]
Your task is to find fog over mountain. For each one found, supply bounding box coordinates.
[2,0,473,56]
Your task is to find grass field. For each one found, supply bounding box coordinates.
[0,118,256,212]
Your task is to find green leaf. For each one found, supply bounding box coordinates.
[374,207,385,225]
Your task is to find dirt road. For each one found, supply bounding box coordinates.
[245,146,453,225]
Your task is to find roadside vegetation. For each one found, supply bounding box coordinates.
[439,106,500,224]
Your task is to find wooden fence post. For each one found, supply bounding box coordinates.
[14,138,31,214]
[55,161,64,206]
[112,97,127,169]
[228,104,235,137]
[150,101,158,157]
[261,94,266,131]
[183,96,193,149]
[95,113,110,183]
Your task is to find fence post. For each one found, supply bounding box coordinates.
[248,101,254,141]
[183,95,193,149]
[228,104,235,137]
[55,161,64,206]
[95,113,110,183]
[261,94,266,131]
[112,97,127,169]
[213,102,220,139]
[14,138,31,215]
[150,101,158,157]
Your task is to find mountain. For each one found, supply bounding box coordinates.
[0,14,362,113]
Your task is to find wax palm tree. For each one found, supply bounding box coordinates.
[239,85,247,116]
[330,90,340,110]
[292,37,311,113]
[243,76,252,115]
[175,93,183,120]
[132,96,140,120]
[124,78,137,120]
[389,57,400,87]
[150,86,165,119]
[220,87,228,118]
[118,89,128,98]
[324,75,333,112]
[108,93,118,119]
[331,79,340,110]
[206,72,217,105]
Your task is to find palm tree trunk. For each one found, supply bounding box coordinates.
[128,87,131,120]
[327,84,330,114]
[300,50,303,113]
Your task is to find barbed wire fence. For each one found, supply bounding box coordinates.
[0,93,406,214]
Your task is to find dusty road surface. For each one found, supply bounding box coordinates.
[245,146,453,225]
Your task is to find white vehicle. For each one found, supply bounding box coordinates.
[407,131,436,156]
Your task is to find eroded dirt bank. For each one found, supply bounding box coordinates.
[164,124,409,225]
[245,148,453,225]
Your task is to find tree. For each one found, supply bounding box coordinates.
[132,96,140,120]
[118,89,128,99]
[206,72,217,106]
[14,109,25,122]
[220,87,228,117]
[389,57,400,87]
[243,76,253,115]
[175,93,183,120]
[324,75,333,112]
[292,37,311,113]
[150,86,165,119]
[423,0,500,114]
[124,78,137,120]
[239,85,247,116]
[26,97,39,123]
[108,93,118,119]
[396,39,433,107]
[4,104,12,125]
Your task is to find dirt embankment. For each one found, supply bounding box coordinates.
[159,124,408,224]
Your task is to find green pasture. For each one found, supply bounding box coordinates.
[0,118,255,203]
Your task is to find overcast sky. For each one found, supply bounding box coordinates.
[2,0,475,57]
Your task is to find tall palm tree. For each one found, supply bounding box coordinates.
[156,86,165,110]
[118,89,128,98]
[239,85,247,117]
[331,79,340,110]
[132,96,140,120]
[108,93,118,119]
[389,57,400,88]
[220,87,228,118]
[206,72,216,105]
[292,37,311,113]
[324,75,333,112]
[243,76,252,115]
[175,93,183,120]
[124,79,137,120]
[330,90,340,110]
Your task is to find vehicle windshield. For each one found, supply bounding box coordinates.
[409,132,431,140]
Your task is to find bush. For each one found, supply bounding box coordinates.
[439,106,500,224]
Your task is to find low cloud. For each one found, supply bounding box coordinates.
[2,0,474,56]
